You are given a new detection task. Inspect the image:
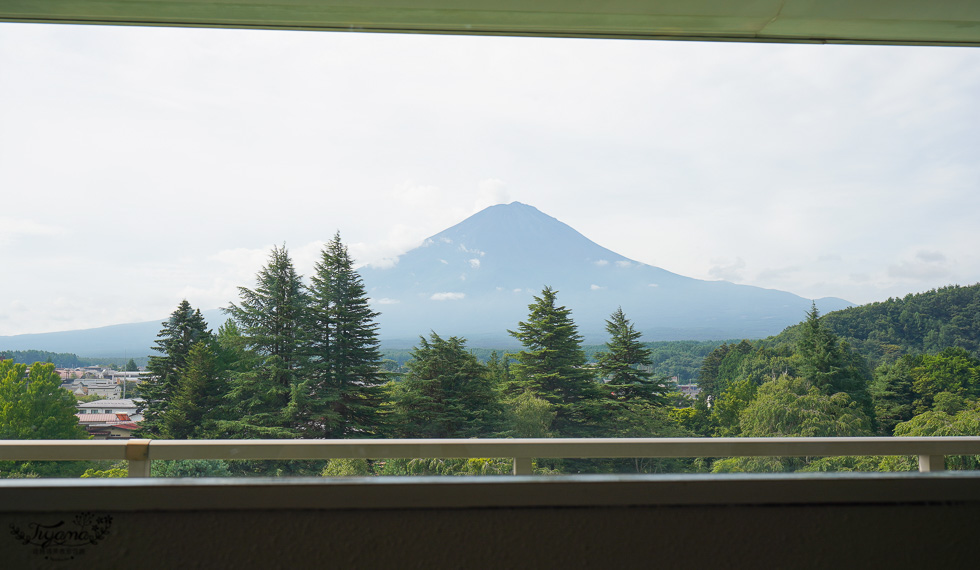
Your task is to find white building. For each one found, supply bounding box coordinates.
[76,398,143,422]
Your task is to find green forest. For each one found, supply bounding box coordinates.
[2,233,979,477]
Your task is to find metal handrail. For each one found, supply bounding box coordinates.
[2,437,979,477]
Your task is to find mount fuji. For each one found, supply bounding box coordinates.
[360,202,852,347]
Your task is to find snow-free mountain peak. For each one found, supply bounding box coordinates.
[359,203,852,346]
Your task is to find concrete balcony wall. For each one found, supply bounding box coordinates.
[2,472,978,567]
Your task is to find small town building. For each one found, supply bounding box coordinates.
[76,399,143,421]
[75,413,140,439]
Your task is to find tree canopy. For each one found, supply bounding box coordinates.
[389,332,503,438]
[508,287,603,436]
[140,299,212,437]
[595,307,668,406]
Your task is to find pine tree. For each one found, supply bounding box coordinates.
[508,287,602,436]
[797,303,873,417]
[140,300,211,437]
[389,333,503,438]
[163,340,227,439]
[596,307,668,406]
[222,245,307,438]
[296,233,385,438]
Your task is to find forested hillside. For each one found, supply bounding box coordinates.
[765,284,980,366]
[0,350,88,368]
[692,290,980,472]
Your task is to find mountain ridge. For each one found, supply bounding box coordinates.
[2,202,853,356]
[359,202,852,346]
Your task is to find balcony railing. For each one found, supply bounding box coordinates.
[3,437,980,477]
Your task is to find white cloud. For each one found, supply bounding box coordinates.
[0,218,64,242]
[915,250,947,263]
[374,297,400,305]
[709,258,747,282]
[615,260,632,268]
[430,292,466,301]
[468,258,481,269]
[474,178,510,211]
[366,257,399,270]
[887,250,951,280]
[648,283,659,288]
[590,284,605,290]
[2,25,980,333]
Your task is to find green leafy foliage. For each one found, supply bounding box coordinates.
[870,347,980,434]
[875,404,980,471]
[711,375,871,473]
[389,333,504,438]
[0,360,89,478]
[151,459,232,477]
[738,376,871,438]
[776,283,980,366]
[0,360,87,440]
[81,467,128,478]
[505,391,556,438]
[321,458,371,477]
[376,457,512,476]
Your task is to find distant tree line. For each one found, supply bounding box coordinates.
[772,283,980,367]
[131,234,678,475]
[0,350,87,369]
[380,340,723,384]
[6,239,979,478]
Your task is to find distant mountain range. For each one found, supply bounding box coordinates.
[0,202,852,356]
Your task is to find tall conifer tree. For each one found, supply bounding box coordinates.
[140,300,211,437]
[596,307,668,406]
[222,245,306,438]
[508,287,602,436]
[163,340,227,439]
[389,333,503,438]
[797,303,873,417]
[296,233,385,438]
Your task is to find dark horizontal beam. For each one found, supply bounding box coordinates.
[2,0,980,47]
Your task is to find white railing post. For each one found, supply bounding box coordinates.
[127,439,152,478]
[513,457,532,476]
[918,454,946,472]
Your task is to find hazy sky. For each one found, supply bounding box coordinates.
[1,23,978,336]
